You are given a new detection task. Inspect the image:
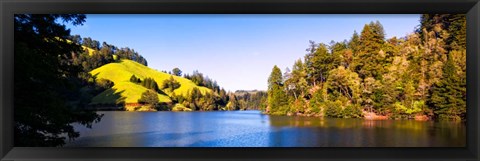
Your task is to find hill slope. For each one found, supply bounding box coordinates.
[89,59,211,106]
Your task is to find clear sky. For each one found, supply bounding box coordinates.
[67,14,420,92]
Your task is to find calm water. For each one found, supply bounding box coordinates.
[65,110,465,147]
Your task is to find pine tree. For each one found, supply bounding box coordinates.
[268,65,283,90]
[418,14,466,51]
[446,14,466,51]
[348,30,361,55]
[352,22,386,80]
[267,65,289,114]
[429,52,465,120]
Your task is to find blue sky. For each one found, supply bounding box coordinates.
[67,14,420,92]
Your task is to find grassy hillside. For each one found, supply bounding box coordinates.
[89,59,211,106]
[82,46,96,56]
[62,38,95,56]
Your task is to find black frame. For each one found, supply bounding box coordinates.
[1,0,479,160]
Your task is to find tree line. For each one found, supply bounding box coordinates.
[133,67,242,111]
[266,14,466,121]
[144,68,267,111]
[70,35,148,85]
[171,69,239,111]
[70,35,148,68]
[235,90,268,110]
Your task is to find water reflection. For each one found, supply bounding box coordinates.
[66,111,466,147]
[267,115,466,147]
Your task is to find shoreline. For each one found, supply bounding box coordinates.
[88,107,439,122]
[264,110,433,121]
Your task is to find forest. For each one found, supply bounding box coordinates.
[266,14,466,121]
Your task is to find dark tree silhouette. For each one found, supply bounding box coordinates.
[14,14,103,147]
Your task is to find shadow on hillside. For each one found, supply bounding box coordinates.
[89,88,126,111]
[157,89,168,96]
[91,73,100,78]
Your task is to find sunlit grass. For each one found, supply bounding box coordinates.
[82,46,96,56]
[172,103,192,111]
[89,59,211,105]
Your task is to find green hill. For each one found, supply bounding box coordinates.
[89,59,211,109]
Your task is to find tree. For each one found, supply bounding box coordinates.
[429,52,466,120]
[370,21,386,42]
[226,94,240,111]
[268,65,283,90]
[329,41,347,70]
[267,65,289,114]
[138,90,159,108]
[172,68,182,76]
[185,87,203,111]
[446,15,466,51]
[381,55,414,115]
[360,77,382,113]
[82,37,99,50]
[418,14,466,51]
[304,43,334,85]
[325,66,362,104]
[218,88,228,106]
[348,30,361,55]
[69,35,82,44]
[188,70,206,86]
[308,89,325,114]
[341,49,354,69]
[14,14,102,147]
[351,22,387,79]
[130,75,141,83]
[141,77,159,91]
[162,76,181,92]
[419,27,447,95]
[285,59,308,99]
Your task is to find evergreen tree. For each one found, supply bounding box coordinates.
[268,65,284,89]
[267,66,289,114]
[418,14,466,51]
[14,14,102,147]
[348,30,361,55]
[352,22,386,79]
[446,14,466,50]
[429,52,466,120]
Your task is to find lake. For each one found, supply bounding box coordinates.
[65,110,465,147]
